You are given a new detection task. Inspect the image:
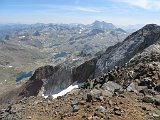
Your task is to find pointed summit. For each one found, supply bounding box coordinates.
[130,24,160,39]
[90,20,116,31]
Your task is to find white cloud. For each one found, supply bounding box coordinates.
[75,7,103,13]
[116,0,160,9]
[6,3,104,14]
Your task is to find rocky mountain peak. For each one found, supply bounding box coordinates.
[142,24,159,30]
[90,20,116,31]
[95,24,160,76]
[127,24,160,37]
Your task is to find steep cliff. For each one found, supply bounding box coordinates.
[16,58,97,97]
[95,24,160,76]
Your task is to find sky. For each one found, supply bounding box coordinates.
[0,0,160,25]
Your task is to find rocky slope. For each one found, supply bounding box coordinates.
[95,24,160,76]
[0,42,46,66]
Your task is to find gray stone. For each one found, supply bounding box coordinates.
[139,78,152,86]
[114,106,120,111]
[142,95,154,103]
[102,81,122,94]
[0,112,9,119]
[89,89,106,101]
[86,94,93,102]
[155,85,160,92]
[98,96,104,101]
[81,116,89,120]
[71,105,80,112]
[10,110,17,114]
[101,90,113,97]
[152,113,159,117]
[27,116,32,119]
[95,106,107,113]
[139,87,155,96]
[142,106,147,111]
[114,111,122,116]
[0,109,7,114]
[90,89,101,98]
[127,82,138,93]
[114,106,122,116]
[154,95,160,106]
[71,100,79,106]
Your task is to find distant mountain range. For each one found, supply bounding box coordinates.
[0,20,128,66]
[0,20,128,94]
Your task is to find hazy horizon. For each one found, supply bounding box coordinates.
[0,21,147,30]
[1,0,160,25]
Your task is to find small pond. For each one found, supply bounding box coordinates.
[54,52,69,59]
[16,71,32,82]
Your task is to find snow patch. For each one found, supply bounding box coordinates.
[42,81,83,99]
[19,36,25,39]
[72,58,79,61]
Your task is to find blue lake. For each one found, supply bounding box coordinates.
[54,52,68,59]
[16,71,32,82]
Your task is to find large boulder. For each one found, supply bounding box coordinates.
[102,81,122,94]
